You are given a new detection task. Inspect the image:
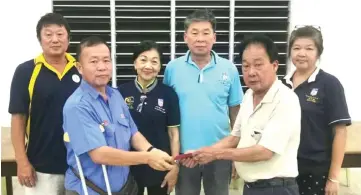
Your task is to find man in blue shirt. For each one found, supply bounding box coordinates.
[63,36,175,195]
[163,9,243,195]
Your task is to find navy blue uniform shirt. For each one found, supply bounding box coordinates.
[8,53,80,174]
[118,78,180,186]
[283,68,351,174]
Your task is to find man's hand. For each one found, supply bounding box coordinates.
[325,179,339,195]
[147,148,175,171]
[17,161,37,187]
[179,150,198,168]
[193,147,217,165]
[161,165,179,194]
[232,162,239,179]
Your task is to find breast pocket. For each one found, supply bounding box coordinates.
[252,128,263,143]
[114,118,132,150]
[103,124,116,148]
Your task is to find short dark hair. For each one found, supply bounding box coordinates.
[76,36,110,61]
[184,9,216,32]
[239,34,278,63]
[289,26,323,57]
[132,40,163,65]
[36,13,71,41]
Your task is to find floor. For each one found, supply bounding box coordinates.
[6,169,361,195]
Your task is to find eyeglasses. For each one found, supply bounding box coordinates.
[294,25,321,31]
[136,95,147,113]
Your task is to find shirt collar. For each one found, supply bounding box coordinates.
[261,79,282,103]
[34,53,76,79]
[134,77,158,94]
[80,79,113,99]
[185,50,218,67]
[34,52,76,65]
[249,79,281,104]
[284,67,320,87]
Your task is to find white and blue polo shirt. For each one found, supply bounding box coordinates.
[164,50,243,153]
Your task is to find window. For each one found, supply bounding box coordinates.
[53,0,289,90]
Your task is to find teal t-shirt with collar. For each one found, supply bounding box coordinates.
[163,50,243,153]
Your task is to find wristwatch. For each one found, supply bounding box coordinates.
[147,146,154,152]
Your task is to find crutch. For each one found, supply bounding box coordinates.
[65,132,113,195]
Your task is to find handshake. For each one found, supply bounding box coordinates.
[146,147,218,171]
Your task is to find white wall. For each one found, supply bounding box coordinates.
[0,0,360,127]
[0,0,52,127]
[289,0,361,120]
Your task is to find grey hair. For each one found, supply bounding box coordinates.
[184,9,216,32]
[289,26,324,57]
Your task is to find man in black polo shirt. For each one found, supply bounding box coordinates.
[8,13,80,195]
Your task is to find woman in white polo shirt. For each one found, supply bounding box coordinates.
[283,26,351,195]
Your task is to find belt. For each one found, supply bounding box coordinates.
[70,167,138,195]
[245,177,296,188]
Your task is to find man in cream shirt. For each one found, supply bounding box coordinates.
[193,34,301,195]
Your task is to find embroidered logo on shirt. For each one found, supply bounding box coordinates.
[158,99,164,107]
[124,96,134,109]
[120,114,125,118]
[155,99,166,114]
[306,88,320,103]
[222,72,228,81]
[219,72,230,85]
[310,88,318,96]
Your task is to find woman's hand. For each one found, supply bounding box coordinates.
[325,179,339,195]
[161,165,179,194]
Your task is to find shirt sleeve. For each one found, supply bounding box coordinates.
[163,63,172,86]
[8,64,30,114]
[324,76,351,126]
[230,111,242,137]
[258,95,301,155]
[166,87,180,127]
[228,65,243,107]
[63,104,107,156]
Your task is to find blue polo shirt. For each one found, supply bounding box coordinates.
[163,50,243,153]
[63,80,138,194]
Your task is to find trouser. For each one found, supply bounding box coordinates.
[137,183,168,195]
[243,177,299,195]
[24,171,65,195]
[296,172,328,195]
[175,160,231,195]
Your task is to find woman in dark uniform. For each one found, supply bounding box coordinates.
[283,26,351,195]
[118,40,180,195]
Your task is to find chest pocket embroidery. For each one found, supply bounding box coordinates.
[218,72,231,91]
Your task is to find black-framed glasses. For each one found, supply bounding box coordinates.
[294,25,321,31]
[136,95,147,113]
